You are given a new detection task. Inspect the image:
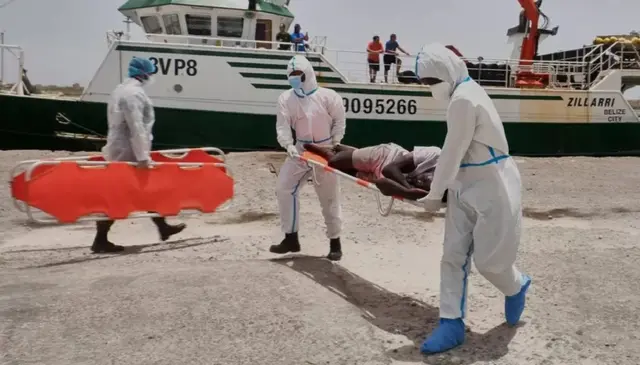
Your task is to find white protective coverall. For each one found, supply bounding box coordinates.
[416,44,524,320]
[275,55,347,238]
[103,78,155,163]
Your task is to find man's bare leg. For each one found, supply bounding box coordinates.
[327,150,357,176]
[303,143,358,177]
[303,143,357,159]
[303,143,336,160]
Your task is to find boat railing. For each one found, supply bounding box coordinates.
[129,34,600,89]
[586,41,640,87]
[145,34,329,54]
[582,44,604,62]
[106,30,130,48]
[0,43,25,95]
[322,48,589,88]
[309,35,328,50]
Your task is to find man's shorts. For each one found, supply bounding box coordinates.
[383,54,397,70]
[368,61,380,72]
[352,143,409,180]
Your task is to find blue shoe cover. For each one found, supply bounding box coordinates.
[420,318,465,354]
[505,274,532,326]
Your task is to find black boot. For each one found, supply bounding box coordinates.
[91,220,124,253]
[327,238,342,261]
[269,232,301,254]
[152,217,187,242]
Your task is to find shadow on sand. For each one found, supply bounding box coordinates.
[4,236,227,269]
[272,255,521,364]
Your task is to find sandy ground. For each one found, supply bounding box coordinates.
[1,150,640,365]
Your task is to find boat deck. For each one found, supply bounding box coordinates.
[137,34,640,91]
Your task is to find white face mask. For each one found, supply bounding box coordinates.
[430,82,451,101]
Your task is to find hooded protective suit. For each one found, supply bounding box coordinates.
[415,44,530,353]
[275,55,346,238]
[103,77,155,162]
[92,57,186,256]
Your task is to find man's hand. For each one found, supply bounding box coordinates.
[417,195,444,212]
[137,159,152,169]
[286,145,298,158]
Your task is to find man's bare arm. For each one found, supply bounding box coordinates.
[373,178,427,200]
[381,154,416,189]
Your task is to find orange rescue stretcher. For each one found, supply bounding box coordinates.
[296,151,423,217]
[9,147,234,224]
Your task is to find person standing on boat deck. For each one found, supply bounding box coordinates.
[414,43,531,354]
[291,24,309,52]
[276,23,292,51]
[367,35,384,83]
[272,55,346,261]
[383,34,410,83]
[93,57,186,254]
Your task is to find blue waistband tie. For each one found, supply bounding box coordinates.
[296,136,332,144]
[460,146,510,168]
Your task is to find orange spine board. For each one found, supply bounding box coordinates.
[23,162,234,223]
[11,150,226,203]
[12,164,55,202]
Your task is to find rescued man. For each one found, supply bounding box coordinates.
[304,143,445,201]
[272,55,347,261]
[92,57,186,253]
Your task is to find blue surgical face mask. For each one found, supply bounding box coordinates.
[288,75,303,91]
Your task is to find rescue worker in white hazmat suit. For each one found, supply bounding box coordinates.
[92,57,186,253]
[272,55,346,261]
[414,44,532,353]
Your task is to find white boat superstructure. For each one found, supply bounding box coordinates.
[1,0,640,156]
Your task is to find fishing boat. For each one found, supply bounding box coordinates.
[1,0,640,155]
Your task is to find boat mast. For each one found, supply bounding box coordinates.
[0,30,4,86]
[123,17,132,40]
[0,0,20,86]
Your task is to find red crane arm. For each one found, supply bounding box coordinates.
[517,0,540,62]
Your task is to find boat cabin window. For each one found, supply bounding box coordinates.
[140,15,163,34]
[162,14,182,35]
[185,14,212,36]
[217,17,244,38]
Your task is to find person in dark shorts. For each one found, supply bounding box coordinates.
[383,34,410,83]
[366,35,384,83]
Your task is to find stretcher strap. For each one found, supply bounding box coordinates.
[297,151,422,217]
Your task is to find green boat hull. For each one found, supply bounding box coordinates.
[2,94,640,156]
